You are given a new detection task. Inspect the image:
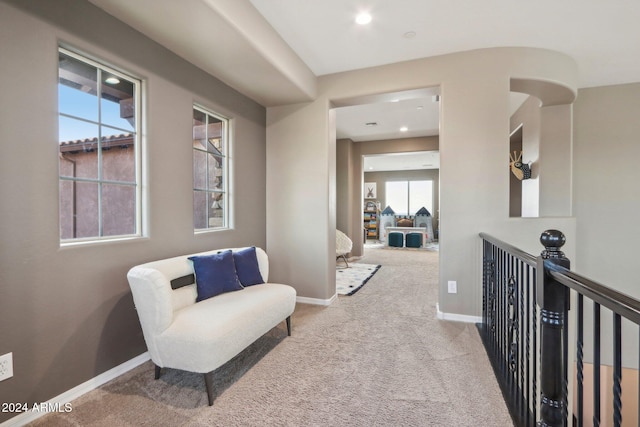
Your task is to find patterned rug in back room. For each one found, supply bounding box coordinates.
[336,263,381,296]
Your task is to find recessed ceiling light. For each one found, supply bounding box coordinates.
[391,99,400,103]
[355,12,372,25]
[403,31,416,39]
[417,106,424,110]
[369,166,374,170]
[105,76,120,85]
[400,127,408,132]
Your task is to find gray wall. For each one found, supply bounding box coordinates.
[0,1,266,421]
[573,82,640,367]
[336,138,355,235]
[573,83,640,294]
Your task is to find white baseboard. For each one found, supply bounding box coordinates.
[436,303,482,324]
[1,352,150,427]
[296,293,337,306]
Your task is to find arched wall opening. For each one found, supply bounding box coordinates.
[509,78,574,218]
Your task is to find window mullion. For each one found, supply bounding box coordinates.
[134,81,141,236]
[59,113,133,136]
[59,176,136,186]
[97,68,104,237]
[407,181,411,216]
[205,117,210,225]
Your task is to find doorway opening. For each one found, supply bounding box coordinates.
[362,152,439,249]
[333,86,441,258]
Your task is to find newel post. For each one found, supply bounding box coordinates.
[537,230,570,426]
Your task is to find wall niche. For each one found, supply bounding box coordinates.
[509,77,574,218]
[509,124,524,217]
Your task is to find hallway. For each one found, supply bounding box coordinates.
[30,246,512,426]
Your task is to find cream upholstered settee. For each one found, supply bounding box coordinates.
[127,247,296,406]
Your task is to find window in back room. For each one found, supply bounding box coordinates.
[385,180,433,216]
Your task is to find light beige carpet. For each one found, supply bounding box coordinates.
[29,247,512,427]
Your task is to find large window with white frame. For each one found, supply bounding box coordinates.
[192,106,229,231]
[385,180,434,215]
[58,47,141,242]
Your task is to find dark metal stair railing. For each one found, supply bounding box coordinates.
[480,233,538,426]
[544,259,640,427]
[478,230,640,427]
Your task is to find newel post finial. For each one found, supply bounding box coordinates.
[540,229,566,260]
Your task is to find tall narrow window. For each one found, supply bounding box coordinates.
[58,48,141,242]
[193,106,228,231]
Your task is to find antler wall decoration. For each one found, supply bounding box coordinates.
[509,151,531,180]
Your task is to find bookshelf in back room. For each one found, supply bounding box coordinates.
[363,201,379,240]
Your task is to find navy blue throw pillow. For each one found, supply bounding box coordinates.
[233,247,265,287]
[189,250,243,302]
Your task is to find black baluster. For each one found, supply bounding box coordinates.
[499,247,504,374]
[519,259,525,422]
[537,230,570,427]
[594,303,601,427]
[483,240,488,337]
[577,294,584,427]
[491,245,498,352]
[491,245,497,339]
[499,248,505,375]
[563,294,569,427]
[613,313,622,427]
[533,266,538,423]
[526,263,532,426]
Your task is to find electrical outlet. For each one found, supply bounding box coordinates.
[447,281,457,294]
[0,353,13,381]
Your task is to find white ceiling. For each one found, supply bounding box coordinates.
[248,0,639,169]
[248,0,640,87]
[364,151,440,172]
[336,88,441,142]
[334,87,529,143]
[88,0,640,170]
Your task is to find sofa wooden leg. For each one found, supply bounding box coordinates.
[154,365,162,380]
[204,372,214,406]
[286,316,291,336]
